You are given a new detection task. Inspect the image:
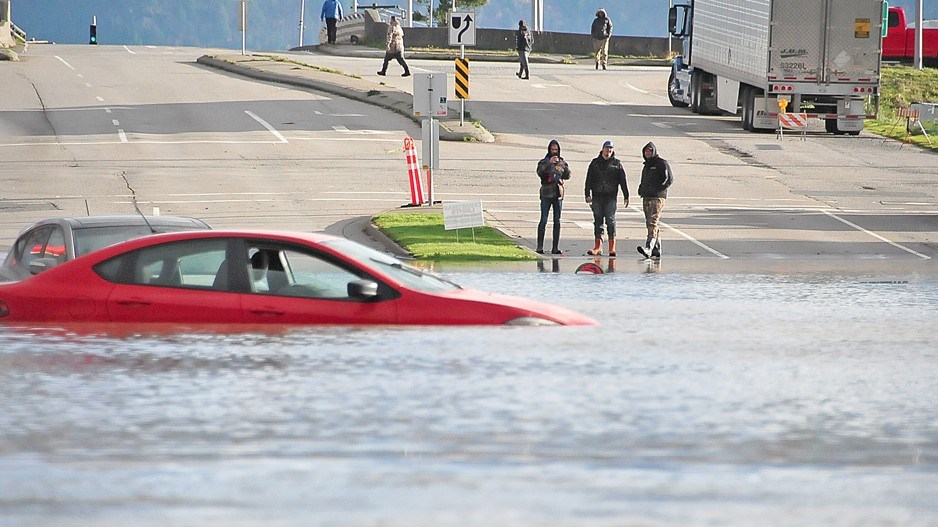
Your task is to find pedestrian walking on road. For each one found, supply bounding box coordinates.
[377,16,411,77]
[591,8,613,70]
[637,142,673,259]
[585,140,629,256]
[535,139,571,254]
[516,20,533,80]
[321,0,344,45]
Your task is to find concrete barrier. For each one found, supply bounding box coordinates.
[0,1,14,48]
[318,11,368,45]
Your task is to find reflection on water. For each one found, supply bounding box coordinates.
[1,265,937,526]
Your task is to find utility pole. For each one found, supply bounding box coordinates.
[913,0,923,70]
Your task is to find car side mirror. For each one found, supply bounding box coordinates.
[29,257,60,275]
[348,279,379,299]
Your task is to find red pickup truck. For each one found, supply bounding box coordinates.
[882,6,938,66]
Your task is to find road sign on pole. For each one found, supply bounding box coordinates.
[449,12,476,46]
[455,58,469,100]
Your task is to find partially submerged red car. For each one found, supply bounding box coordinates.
[0,230,597,327]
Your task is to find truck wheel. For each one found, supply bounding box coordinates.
[668,72,689,108]
[825,119,838,134]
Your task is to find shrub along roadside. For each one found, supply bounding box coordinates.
[373,212,535,261]
[866,65,938,150]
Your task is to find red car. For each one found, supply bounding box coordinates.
[0,230,597,327]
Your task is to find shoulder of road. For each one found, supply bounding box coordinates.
[197,44,670,144]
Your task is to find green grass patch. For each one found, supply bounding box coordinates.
[867,65,938,150]
[373,212,536,262]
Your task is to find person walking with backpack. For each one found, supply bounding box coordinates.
[637,142,673,259]
[377,16,410,77]
[591,8,612,70]
[535,139,571,254]
[516,20,533,79]
[584,140,629,256]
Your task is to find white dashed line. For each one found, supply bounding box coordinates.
[112,119,120,126]
[244,110,288,143]
[117,129,128,143]
[105,108,112,113]
[332,125,349,132]
[85,83,93,88]
[623,82,648,94]
[123,45,136,54]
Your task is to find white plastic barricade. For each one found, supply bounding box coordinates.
[777,113,808,140]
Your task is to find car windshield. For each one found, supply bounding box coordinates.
[73,225,197,257]
[320,239,460,293]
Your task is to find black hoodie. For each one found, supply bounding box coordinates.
[637,142,673,198]
[536,139,570,199]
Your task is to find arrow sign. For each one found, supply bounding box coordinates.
[448,12,476,47]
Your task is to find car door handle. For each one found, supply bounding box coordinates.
[249,308,285,316]
[114,299,152,307]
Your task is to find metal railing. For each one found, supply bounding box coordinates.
[10,21,25,43]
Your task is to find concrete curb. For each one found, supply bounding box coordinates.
[196,54,493,143]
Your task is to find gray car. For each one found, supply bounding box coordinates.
[0,215,211,282]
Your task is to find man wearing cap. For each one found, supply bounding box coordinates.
[584,140,629,256]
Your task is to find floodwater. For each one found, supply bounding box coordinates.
[2,259,937,527]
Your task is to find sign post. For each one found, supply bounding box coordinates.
[239,0,247,55]
[413,73,447,206]
[449,12,476,126]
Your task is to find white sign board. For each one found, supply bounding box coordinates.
[413,73,448,118]
[449,12,476,46]
[443,200,484,230]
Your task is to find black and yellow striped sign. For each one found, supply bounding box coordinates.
[455,58,469,100]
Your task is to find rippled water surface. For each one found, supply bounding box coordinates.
[2,263,937,526]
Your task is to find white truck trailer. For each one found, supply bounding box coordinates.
[667,0,884,134]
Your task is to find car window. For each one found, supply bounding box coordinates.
[246,244,362,300]
[45,227,67,263]
[73,225,198,257]
[95,239,229,290]
[320,239,459,293]
[19,226,53,267]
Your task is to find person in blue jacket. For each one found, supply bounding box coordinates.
[321,0,344,44]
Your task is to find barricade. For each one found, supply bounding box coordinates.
[403,137,425,206]
[884,108,932,148]
[777,112,808,140]
[319,12,366,45]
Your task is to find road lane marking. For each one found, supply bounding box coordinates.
[96,96,105,102]
[332,125,349,132]
[244,110,288,143]
[85,83,93,88]
[823,210,931,259]
[77,74,84,79]
[117,129,128,143]
[55,56,75,70]
[105,108,112,113]
[123,45,136,54]
[112,119,120,126]
[622,82,648,94]
[627,205,729,259]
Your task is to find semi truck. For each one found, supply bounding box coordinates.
[667,0,884,134]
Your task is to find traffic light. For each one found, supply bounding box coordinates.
[89,15,97,45]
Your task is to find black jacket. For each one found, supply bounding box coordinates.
[517,28,532,52]
[637,142,673,198]
[536,139,571,199]
[585,152,628,201]
[591,14,612,40]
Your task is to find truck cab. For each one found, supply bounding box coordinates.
[882,6,938,65]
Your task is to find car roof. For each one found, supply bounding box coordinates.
[86,230,341,257]
[19,215,211,234]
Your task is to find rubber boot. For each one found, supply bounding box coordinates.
[551,224,562,254]
[608,238,617,257]
[587,237,603,256]
[651,238,661,258]
[535,224,546,254]
[637,235,654,258]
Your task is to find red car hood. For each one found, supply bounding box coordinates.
[437,288,598,326]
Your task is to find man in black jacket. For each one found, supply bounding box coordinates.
[584,140,629,256]
[591,8,612,70]
[637,142,673,258]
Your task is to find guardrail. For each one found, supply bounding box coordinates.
[10,21,25,43]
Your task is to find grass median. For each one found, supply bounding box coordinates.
[866,65,938,150]
[373,212,536,261]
